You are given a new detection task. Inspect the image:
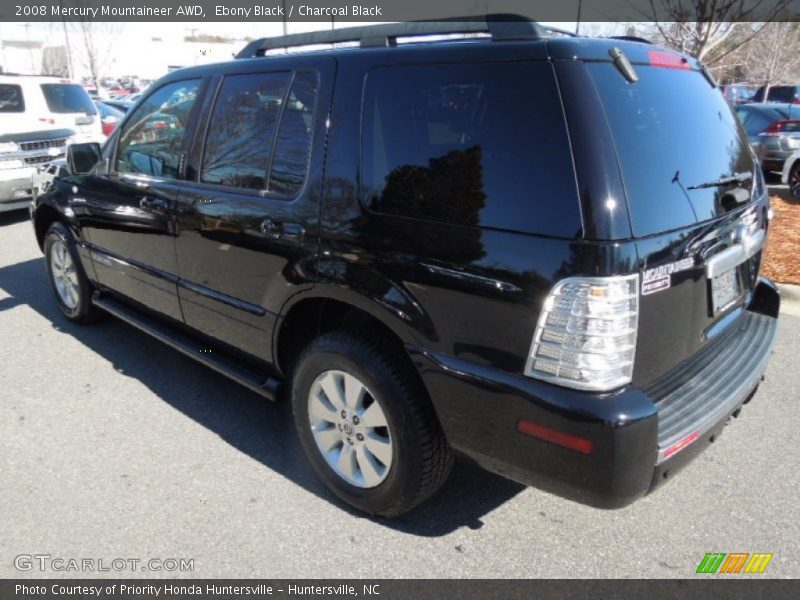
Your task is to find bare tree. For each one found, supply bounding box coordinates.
[733,22,800,89]
[646,0,794,64]
[71,20,122,87]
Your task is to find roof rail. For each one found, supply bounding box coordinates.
[235,14,547,58]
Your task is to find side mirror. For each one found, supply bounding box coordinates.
[67,142,102,175]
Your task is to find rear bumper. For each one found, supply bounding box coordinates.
[412,278,779,509]
[0,166,37,206]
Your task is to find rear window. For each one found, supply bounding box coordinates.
[0,84,24,112]
[588,63,752,236]
[40,83,96,114]
[767,86,799,102]
[361,62,580,237]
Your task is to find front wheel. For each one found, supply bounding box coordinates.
[291,330,453,516]
[44,221,99,323]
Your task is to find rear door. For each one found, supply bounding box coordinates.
[79,77,205,321]
[172,57,335,362]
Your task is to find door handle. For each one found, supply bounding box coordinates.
[139,197,168,213]
[260,219,305,243]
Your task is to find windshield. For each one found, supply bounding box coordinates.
[588,63,753,236]
[40,83,97,115]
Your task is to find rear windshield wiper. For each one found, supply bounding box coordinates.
[687,172,752,190]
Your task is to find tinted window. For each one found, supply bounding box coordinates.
[361,62,580,236]
[268,71,318,196]
[0,84,24,112]
[767,86,799,102]
[40,84,96,114]
[115,79,201,179]
[736,107,782,137]
[201,72,291,190]
[96,101,123,120]
[589,64,752,236]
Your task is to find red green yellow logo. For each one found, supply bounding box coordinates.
[696,552,773,574]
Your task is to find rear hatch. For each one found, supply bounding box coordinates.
[551,39,770,387]
[40,82,103,141]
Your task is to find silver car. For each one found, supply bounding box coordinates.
[734,103,800,173]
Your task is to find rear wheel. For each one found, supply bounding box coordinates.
[291,330,453,516]
[44,222,99,323]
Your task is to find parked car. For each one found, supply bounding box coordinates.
[0,74,105,212]
[94,100,124,136]
[30,17,779,516]
[721,83,755,105]
[752,84,800,104]
[99,98,131,113]
[781,149,800,200]
[734,103,800,172]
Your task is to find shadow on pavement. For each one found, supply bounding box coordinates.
[0,209,31,227]
[0,255,525,536]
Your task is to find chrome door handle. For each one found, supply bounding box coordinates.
[260,219,305,243]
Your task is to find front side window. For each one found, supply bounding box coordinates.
[361,62,580,236]
[0,84,24,112]
[201,72,292,190]
[115,79,201,179]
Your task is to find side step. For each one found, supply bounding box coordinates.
[92,292,282,401]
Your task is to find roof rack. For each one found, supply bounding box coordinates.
[235,14,547,59]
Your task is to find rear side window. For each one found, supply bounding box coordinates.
[201,72,291,190]
[201,71,318,195]
[0,84,24,112]
[40,83,96,114]
[361,62,580,236]
[268,71,319,196]
[736,108,782,136]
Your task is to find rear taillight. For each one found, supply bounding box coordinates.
[759,120,800,136]
[525,275,639,391]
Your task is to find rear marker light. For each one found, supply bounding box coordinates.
[663,430,699,460]
[525,275,639,392]
[517,419,593,454]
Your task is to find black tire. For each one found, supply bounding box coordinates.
[291,330,454,516]
[43,221,100,323]
[789,160,800,201]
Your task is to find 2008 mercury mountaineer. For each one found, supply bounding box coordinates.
[30,17,780,516]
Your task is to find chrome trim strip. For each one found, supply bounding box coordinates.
[705,244,745,278]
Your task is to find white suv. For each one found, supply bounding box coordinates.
[0,75,105,212]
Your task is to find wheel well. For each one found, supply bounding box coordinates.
[33,205,62,249]
[277,298,409,379]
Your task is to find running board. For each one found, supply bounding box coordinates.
[92,292,282,401]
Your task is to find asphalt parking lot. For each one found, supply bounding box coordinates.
[1,206,798,579]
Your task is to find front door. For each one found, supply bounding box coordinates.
[81,78,205,321]
[173,58,335,362]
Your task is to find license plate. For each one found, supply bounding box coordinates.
[711,267,740,313]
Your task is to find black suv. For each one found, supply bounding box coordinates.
[31,17,780,516]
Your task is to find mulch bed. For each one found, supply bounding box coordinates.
[762,194,800,285]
